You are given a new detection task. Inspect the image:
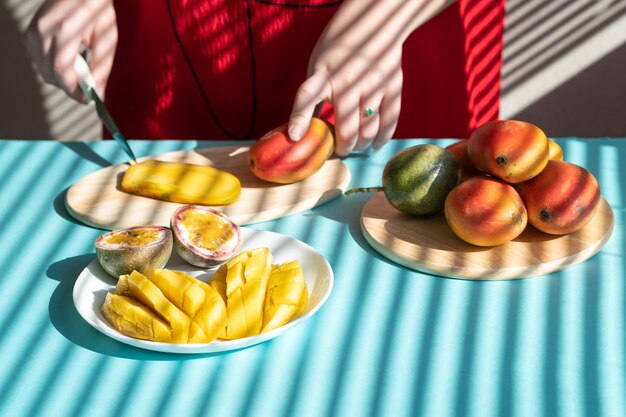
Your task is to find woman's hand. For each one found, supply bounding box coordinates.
[24,0,118,101]
[288,0,454,156]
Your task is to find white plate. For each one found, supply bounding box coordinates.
[73,228,334,354]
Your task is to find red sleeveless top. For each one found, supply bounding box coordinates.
[106,0,504,140]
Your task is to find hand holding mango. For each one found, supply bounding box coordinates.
[248,117,335,184]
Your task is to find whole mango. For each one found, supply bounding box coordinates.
[445,176,527,246]
[445,139,481,181]
[248,117,335,184]
[468,120,549,183]
[515,160,601,235]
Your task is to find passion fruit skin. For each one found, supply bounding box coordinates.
[95,226,173,279]
[170,206,243,268]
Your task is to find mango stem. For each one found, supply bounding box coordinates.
[344,186,384,196]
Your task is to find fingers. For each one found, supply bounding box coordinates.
[372,71,402,151]
[90,6,118,96]
[354,92,383,151]
[24,0,117,102]
[332,77,400,156]
[288,72,332,141]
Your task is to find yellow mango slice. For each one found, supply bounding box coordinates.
[190,280,228,343]
[116,270,191,343]
[241,248,273,335]
[210,248,272,339]
[209,264,229,339]
[101,293,172,343]
[121,159,241,205]
[209,264,228,301]
[223,261,250,339]
[261,260,309,333]
[144,269,206,317]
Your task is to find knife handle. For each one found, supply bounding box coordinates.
[74,53,97,102]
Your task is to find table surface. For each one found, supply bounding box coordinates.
[1,138,624,417]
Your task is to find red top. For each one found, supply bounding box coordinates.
[107,0,504,140]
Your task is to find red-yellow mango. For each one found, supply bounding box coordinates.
[468,120,549,183]
[248,118,335,184]
[445,139,481,181]
[515,160,601,235]
[445,176,527,246]
[548,139,564,161]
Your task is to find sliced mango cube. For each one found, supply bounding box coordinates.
[144,268,206,317]
[189,280,228,343]
[101,293,172,343]
[116,270,191,344]
[262,260,308,333]
[210,248,272,339]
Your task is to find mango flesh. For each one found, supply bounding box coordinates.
[209,249,309,338]
[144,268,206,317]
[101,293,172,343]
[116,271,191,343]
[101,269,229,344]
[144,268,228,343]
[121,159,241,205]
[248,117,335,184]
[210,248,273,339]
[190,279,228,343]
[262,261,308,333]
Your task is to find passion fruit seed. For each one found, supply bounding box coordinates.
[171,206,242,268]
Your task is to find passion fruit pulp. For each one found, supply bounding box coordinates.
[95,225,173,278]
[170,206,242,268]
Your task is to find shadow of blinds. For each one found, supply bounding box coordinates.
[500,0,626,118]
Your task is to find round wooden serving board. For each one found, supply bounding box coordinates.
[66,146,351,230]
[361,192,614,280]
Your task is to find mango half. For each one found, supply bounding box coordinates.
[171,206,242,268]
[121,159,241,205]
[101,269,227,344]
[95,225,173,278]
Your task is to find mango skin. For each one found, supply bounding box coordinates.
[445,139,481,181]
[515,160,601,235]
[468,120,549,183]
[445,176,527,246]
[547,139,564,161]
[248,117,335,184]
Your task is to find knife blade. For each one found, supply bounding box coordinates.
[74,53,137,164]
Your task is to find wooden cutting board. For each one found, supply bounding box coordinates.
[66,146,351,230]
[361,192,614,280]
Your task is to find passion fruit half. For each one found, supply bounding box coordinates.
[170,206,242,268]
[95,225,173,278]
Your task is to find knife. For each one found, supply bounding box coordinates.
[74,53,137,164]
